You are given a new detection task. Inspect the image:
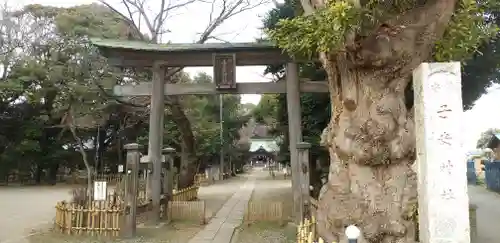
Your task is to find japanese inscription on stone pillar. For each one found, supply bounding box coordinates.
[414,62,470,243]
[213,54,236,90]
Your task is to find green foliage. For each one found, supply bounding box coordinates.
[162,73,250,165]
[0,3,250,184]
[461,6,500,109]
[435,0,499,61]
[0,3,131,183]
[252,94,279,124]
[476,128,500,149]
[267,0,360,57]
[261,1,331,167]
[267,0,499,63]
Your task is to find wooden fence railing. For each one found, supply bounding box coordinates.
[194,174,208,185]
[244,201,284,221]
[94,174,123,185]
[168,201,206,224]
[55,184,200,236]
[55,200,123,236]
[172,186,199,201]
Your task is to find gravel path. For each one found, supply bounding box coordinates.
[0,185,73,243]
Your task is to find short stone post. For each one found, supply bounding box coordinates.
[162,147,175,220]
[139,155,152,201]
[297,142,311,221]
[122,143,141,238]
[413,62,470,243]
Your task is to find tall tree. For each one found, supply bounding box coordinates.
[12,3,132,185]
[99,0,269,187]
[267,0,500,242]
[477,128,500,149]
[252,94,279,124]
[0,3,141,184]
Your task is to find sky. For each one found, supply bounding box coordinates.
[5,0,500,150]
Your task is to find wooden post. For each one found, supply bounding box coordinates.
[147,63,165,224]
[413,62,470,243]
[162,147,176,220]
[122,143,141,238]
[286,62,303,223]
[297,142,311,221]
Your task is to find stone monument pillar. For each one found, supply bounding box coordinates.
[413,62,470,243]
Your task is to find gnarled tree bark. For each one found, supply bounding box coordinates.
[168,96,198,188]
[303,0,458,242]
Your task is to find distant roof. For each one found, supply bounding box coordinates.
[249,138,279,153]
[89,38,290,67]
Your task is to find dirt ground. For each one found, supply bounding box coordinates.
[234,169,295,243]
[8,171,500,243]
[0,185,73,243]
[0,175,246,243]
[27,222,203,243]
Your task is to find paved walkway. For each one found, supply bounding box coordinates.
[188,175,255,243]
[468,185,500,243]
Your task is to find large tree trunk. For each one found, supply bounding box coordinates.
[317,62,417,243]
[307,1,458,242]
[168,96,198,188]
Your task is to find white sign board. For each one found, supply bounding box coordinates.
[118,164,124,173]
[93,181,107,201]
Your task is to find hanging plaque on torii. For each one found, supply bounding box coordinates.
[213,53,236,90]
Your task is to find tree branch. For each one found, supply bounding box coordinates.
[348,0,458,75]
[98,0,269,108]
[98,0,146,41]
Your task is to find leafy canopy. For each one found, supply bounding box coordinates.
[267,0,499,61]
[476,128,500,149]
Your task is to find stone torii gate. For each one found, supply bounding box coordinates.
[91,39,472,243]
[90,38,325,224]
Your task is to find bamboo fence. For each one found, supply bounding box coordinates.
[54,180,200,237]
[172,186,199,201]
[297,217,337,243]
[167,201,206,224]
[244,201,284,222]
[55,200,123,236]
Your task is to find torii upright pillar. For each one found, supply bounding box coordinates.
[147,62,165,224]
[286,62,304,223]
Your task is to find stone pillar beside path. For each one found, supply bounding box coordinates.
[140,155,152,200]
[413,62,471,243]
[162,147,175,220]
[122,143,141,238]
[297,142,311,221]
